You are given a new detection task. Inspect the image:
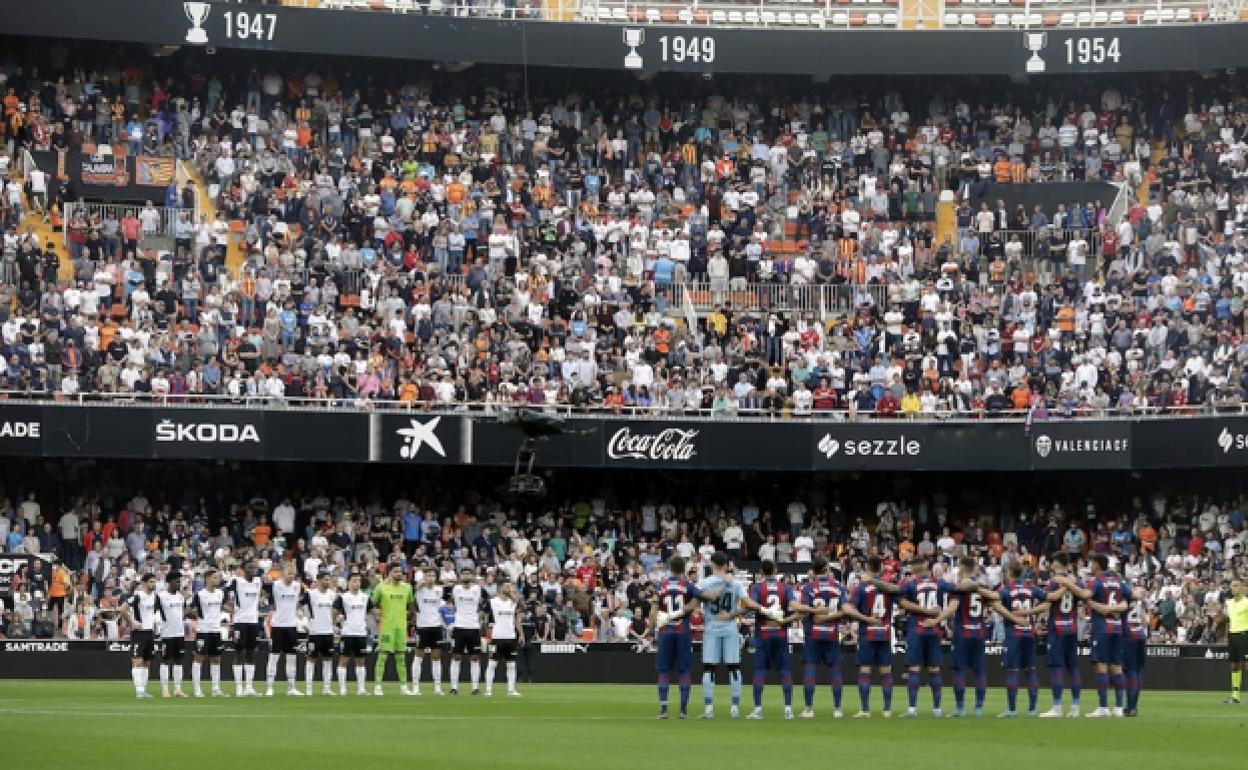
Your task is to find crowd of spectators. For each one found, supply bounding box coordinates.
[0,51,1243,416]
[0,466,1243,647]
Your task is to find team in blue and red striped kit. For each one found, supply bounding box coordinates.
[850,557,897,717]
[1039,553,1083,717]
[924,557,1018,717]
[1122,584,1148,717]
[650,556,708,719]
[995,562,1051,717]
[744,560,797,720]
[1056,554,1133,717]
[790,559,877,719]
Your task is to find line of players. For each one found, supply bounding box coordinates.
[121,561,524,699]
[652,551,1145,720]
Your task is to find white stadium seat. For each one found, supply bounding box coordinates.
[960,12,975,25]
[761,10,777,24]
[744,10,760,23]
[944,12,960,25]
[1176,7,1191,21]
[1093,10,1108,24]
[867,11,881,24]
[883,11,898,24]
[1159,8,1176,21]
[678,7,693,23]
[1109,10,1124,23]
[646,8,660,23]
[1142,8,1158,21]
[778,11,793,24]
[727,10,742,23]
[794,11,809,25]
[832,11,849,24]
[712,9,727,23]
[1076,11,1091,24]
[611,6,627,21]
[1060,11,1076,24]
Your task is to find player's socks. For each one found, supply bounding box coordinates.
[506,661,517,693]
[160,664,170,692]
[322,661,333,690]
[973,672,988,710]
[907,670,920,709]
[780,672,793,707]
[857,672,871,711]
[469,660,479,690]
[830,666,843,709]
[306,662,316,694]
[1026,670,1040,713]
[211,663,222,693]
[1232,670,1242,700]
[1050,667,1064,706]
[803,664,816,708]
[1069,670,1082,706]
[132,668,145,695]
[233,665,244,695]
[266,655,279,691]
[173,665,183,693]
[285,656,298,690]
[431,659,443,690]
[1095,671,1109,709]
[244,664,256,692]
[485,660,497,691]
[412,657,423,687]
[658,673,671,710]
[679,674,692,713]
[192,662,203,694]
[880,672,893,712]
[375,654,390,686]
[398,657,409,686]
[449,659,461,690]
[703,671,716,707]
[729,669,742,706]
[952,670,966,711]
[752,672,765,707]
[338,666,348,692]
[355,666,367,692]
[1005,670,1019,712]
[1125,674,1137,712]
[1112,672,1124,709]
[930,671,943,710]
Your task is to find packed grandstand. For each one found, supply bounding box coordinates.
[0,27,1243,653]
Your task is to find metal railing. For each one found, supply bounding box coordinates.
[10,391,1248,422]
[62,203,200,250]
[675,281,889,316]
[271,0,1245,28]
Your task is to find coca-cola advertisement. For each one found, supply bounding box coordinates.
[604,424,703,466]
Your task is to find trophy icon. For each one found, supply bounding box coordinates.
[184,1,211,45]
[622,28,645,70]
[1024,31,1047,74]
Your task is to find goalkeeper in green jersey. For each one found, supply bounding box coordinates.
[370,565,415,695]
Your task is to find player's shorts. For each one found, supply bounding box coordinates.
[270,626,300,655]
[195,633,223,658]
[656,630,693,674]
[702,628,742,666]
[950,636,985,672]
[339,635,370,658]
[451,628,483,656]
[1090,633,1123,666]
[161,636,187,662]
[308,634,335,658]
[377,626,409,654]
[131,629,155,661]
[1046,634,1078,670]
[233,623,261,652]
[1229,632,1248,662]
[415,627,444,653]
[492,639,518,661]
[1003,636,1037,670]
[753,636,790,674]
[905,634,942,668]
[1122,637,1147,676]
[803,638,842,667]
[855,639,892,668]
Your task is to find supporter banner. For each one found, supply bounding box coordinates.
[8,1,1248,76]
[6,404,1248,471]
[371,413,469,465]
[0,554,33,600]
[33,149,171,204]
[1028,420,1132,470]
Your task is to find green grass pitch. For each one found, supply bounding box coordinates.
[0,681,1243,770]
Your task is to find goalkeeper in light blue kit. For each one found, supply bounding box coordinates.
[697,551,750,719]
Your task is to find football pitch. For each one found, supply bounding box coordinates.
[0,681,1242,770]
